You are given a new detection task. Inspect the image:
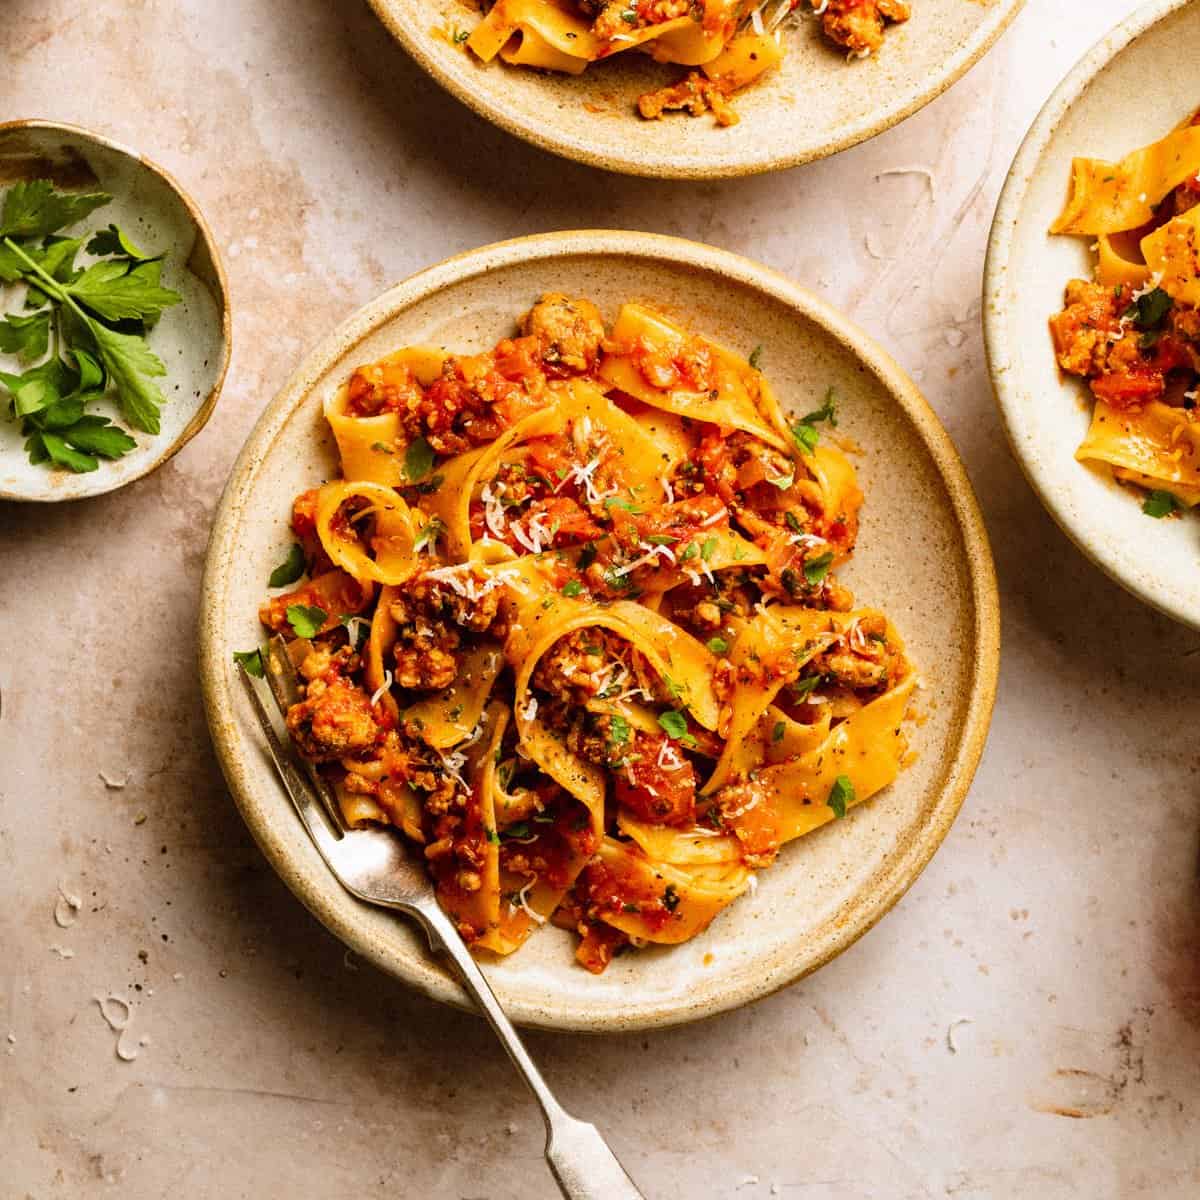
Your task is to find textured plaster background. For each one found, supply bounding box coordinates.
[2,1,1199,1197]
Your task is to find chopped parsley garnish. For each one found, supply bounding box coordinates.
[415,472,444,495]
[748,344,764,370]
[784,510,805,535]
[562,579,584,597]
[502,821,531,839]
[827,774,855,820]
[658,710,689,740]
[679,541,698,562]
[619,8,638,21]
[645,534,678,545]
[404,435,435,482]
[1142,489,1183,518]
[485,826,500,845]
[772,720,786,744]
[604,496,643,514]
[268,543,306,588]
[803,551,834,586]
[789,387,839,457]
[1124,287,1173,333]
[609,714,631,746]
[793,675,820,698]
[414,515,447,553]
[370,440,394,454]
[233,649,264,678]
[286,603,327,639]
[706,636,729,654]
[700,536,718,561]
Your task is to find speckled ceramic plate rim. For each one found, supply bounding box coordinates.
[983,0,1198,630]
[365,0,1025,180]
[0,119,232,504]
[199,231,999,1031]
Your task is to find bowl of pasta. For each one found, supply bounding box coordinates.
[985,0,1200,629]
[200,231,998,1030]
[365,0,1023,178]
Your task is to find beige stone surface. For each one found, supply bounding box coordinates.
[2,1,1198,1196]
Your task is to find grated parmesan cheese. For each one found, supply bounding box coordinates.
[370,669,393,707]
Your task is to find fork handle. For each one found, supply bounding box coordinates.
[413,899,646,1200]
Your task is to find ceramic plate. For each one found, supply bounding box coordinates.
[985,0,1200,629]
[367,0,1023,179]
[199,232,999,1031]
[0,121,230,503]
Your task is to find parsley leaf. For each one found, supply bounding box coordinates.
[0,311,50,362]
[679,541,698,562]
[286,603,327,638]
[404,435,435,482]
[87,319,169,434]
[1126,287,1172,331]
[65,258,181,323]
[803,551,834,586]
[562,579,583,597]
[233,649,264,678]
[40,431,97,473]
[827,774,855,819]
[1142,489,1183,518]
[706,636,729,654]
[790,387,839,455]
[0,180,111,239]
[414,515,447,553]
[608,714,631,745]
[700,536,718,561]
[748,344,764,370]
[55,415,136,459]
[85,223,152,260]
[772,720,786,744]
[658,710,689,740]
[793,675,820,698]
[269,543,306,588]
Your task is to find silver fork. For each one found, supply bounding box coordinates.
[236,637,645,1200]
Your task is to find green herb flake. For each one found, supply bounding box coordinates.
[562,579,584,597]
[772,720,786,744]
[803,551,834,586]
[286,603,328,639]
[700,536,718,561]
[827,774,855,820]
[706,636,729,654]
[414,515,447,553]
[370,440,394,454]
[233,649,264,678]
[1142,489,1182,518]
[658,710,689,740]
[609,714,631,746]
[679,541,698,562]
[404,435,435,482]
[269,543,306,588]
[748,344,764,370]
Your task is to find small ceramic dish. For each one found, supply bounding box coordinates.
[199,231,999,1031]
[366,0,1024,179]
[985,0,1200,630]
[0,120,231,503]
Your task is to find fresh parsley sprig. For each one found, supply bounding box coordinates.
[0,180,182,473]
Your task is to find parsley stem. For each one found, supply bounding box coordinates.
[1,236,91,328]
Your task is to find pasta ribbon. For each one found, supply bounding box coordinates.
[1141,206,1200,307]
[315,481,422,586]
[325,348,446,485]
[1051,126,1200,235]
[1077,401,1200,500]
[600,304,791,451]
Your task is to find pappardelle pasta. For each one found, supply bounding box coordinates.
[462,0,911,127]
[1050,110,1200,518]
[253,294,915,972]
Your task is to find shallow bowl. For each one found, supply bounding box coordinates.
[200,231,999,1031]
[367,0,1023,179]
[0,120,231,503]
[984,0,1200,629]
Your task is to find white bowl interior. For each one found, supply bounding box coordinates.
[986,0,1200,627]
[203,236,994,1029]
